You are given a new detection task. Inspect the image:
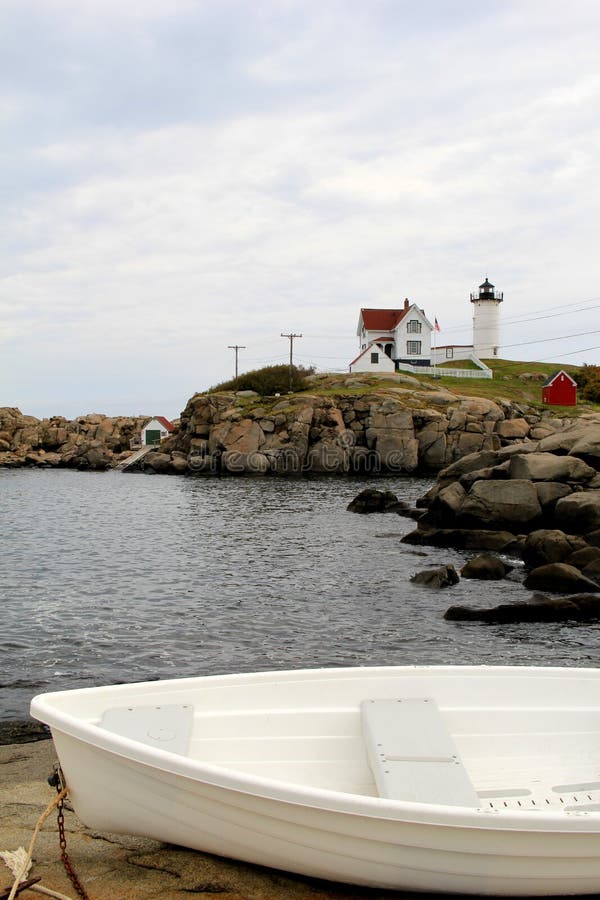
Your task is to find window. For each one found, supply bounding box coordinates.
[370,351,379,364]
[407,320,422,333]
[446,347,454,359]
[406,341,421,355]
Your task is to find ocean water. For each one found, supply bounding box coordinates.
[2,468,600,721]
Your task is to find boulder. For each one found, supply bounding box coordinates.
[428,481,467,520]
[495,418,531,440]
[566,546,600,569]
[222,451,270,474]
[347,489,407,514]
[305,442,349,474]
[460,554,513,580]
[554,491,600,533]
[538,426,591,455]
[535,482,572,510]
[458,479,542,530]
[583,558,600,582]
[438,450,501,482]
[445,594,599,623]
[410,564,460,589]
[509,453,597,483]
[568,426,600,468]
[143,452,173,474]
[365,404,419,472]
[521,530,589,568]
[523,563,600,593]
[459,461,511,489]
[402,526,518,553]
[169,455,188,474]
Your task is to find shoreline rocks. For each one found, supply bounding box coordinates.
[3,374,593,477]
[401,418,600,622]
[0,408,149,471]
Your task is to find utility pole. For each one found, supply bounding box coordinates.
[281,332,302,391]
[227,345,246,379]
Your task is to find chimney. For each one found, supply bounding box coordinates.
[404,298,409,310]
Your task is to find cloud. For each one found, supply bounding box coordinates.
[1,1,600,417]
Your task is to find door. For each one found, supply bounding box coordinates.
[145,429,161,445]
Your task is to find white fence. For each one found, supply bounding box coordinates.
[396,363,493,379]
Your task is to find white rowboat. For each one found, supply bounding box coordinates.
[30,665,600,896]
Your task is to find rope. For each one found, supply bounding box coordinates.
[6,788,74,900]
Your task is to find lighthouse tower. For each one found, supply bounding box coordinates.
[470,277,503,359]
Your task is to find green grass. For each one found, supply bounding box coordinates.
[201,360,598,416]
[425,359,566,407]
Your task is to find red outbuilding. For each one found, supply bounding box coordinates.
[542,370,577,406]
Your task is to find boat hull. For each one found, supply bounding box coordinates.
[31,665,600,895]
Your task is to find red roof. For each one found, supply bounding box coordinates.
[543,369,577,388]
[154,416,175,432]
[360,308,409,331]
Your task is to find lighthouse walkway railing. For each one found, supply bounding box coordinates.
[396,363,493,379]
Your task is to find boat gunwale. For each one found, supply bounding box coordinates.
[30,664,600,833]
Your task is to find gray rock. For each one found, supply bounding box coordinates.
[221,450,270,474]
[459,479,542,529]
[437,450,500,481]
[521,529,589,568]
[143,451,173,473]
[445,593,599,623]
[402,526,518,553]
[568,426,600,468]
[509,452,597,483]
[535,481,572,510]
[495,418,531,440]
[347,489,407,514]
[460,554,513,580]
[523,563,600,593]
[428,481,467,519]
[410,564,460,588]
[566,546,600,568]
[554,491,600,533]
[305,441,349,473]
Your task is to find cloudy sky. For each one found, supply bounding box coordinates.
[2,0,600,419]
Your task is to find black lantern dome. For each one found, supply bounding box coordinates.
[470,277,503,303]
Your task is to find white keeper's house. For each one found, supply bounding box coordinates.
[349,278,502,375]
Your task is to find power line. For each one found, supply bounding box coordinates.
[437,294,600,336]
[545,344,600,360]
[499,329,600,351]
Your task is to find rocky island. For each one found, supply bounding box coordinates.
[1,371,596,476]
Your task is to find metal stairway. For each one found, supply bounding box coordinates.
[114,445,154,471]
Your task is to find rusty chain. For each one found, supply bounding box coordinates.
[51,765,92,900]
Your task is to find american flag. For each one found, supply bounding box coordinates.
[434,318,441,332]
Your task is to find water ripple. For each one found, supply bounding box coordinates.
[2,468,600,720]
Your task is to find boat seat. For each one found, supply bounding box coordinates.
[361,698,480,807]
[100,703,193,755]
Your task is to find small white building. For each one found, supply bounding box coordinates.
[141,417,175,446]
[349,343,397,374]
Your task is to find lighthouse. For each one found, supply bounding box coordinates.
[470,277,503,359]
